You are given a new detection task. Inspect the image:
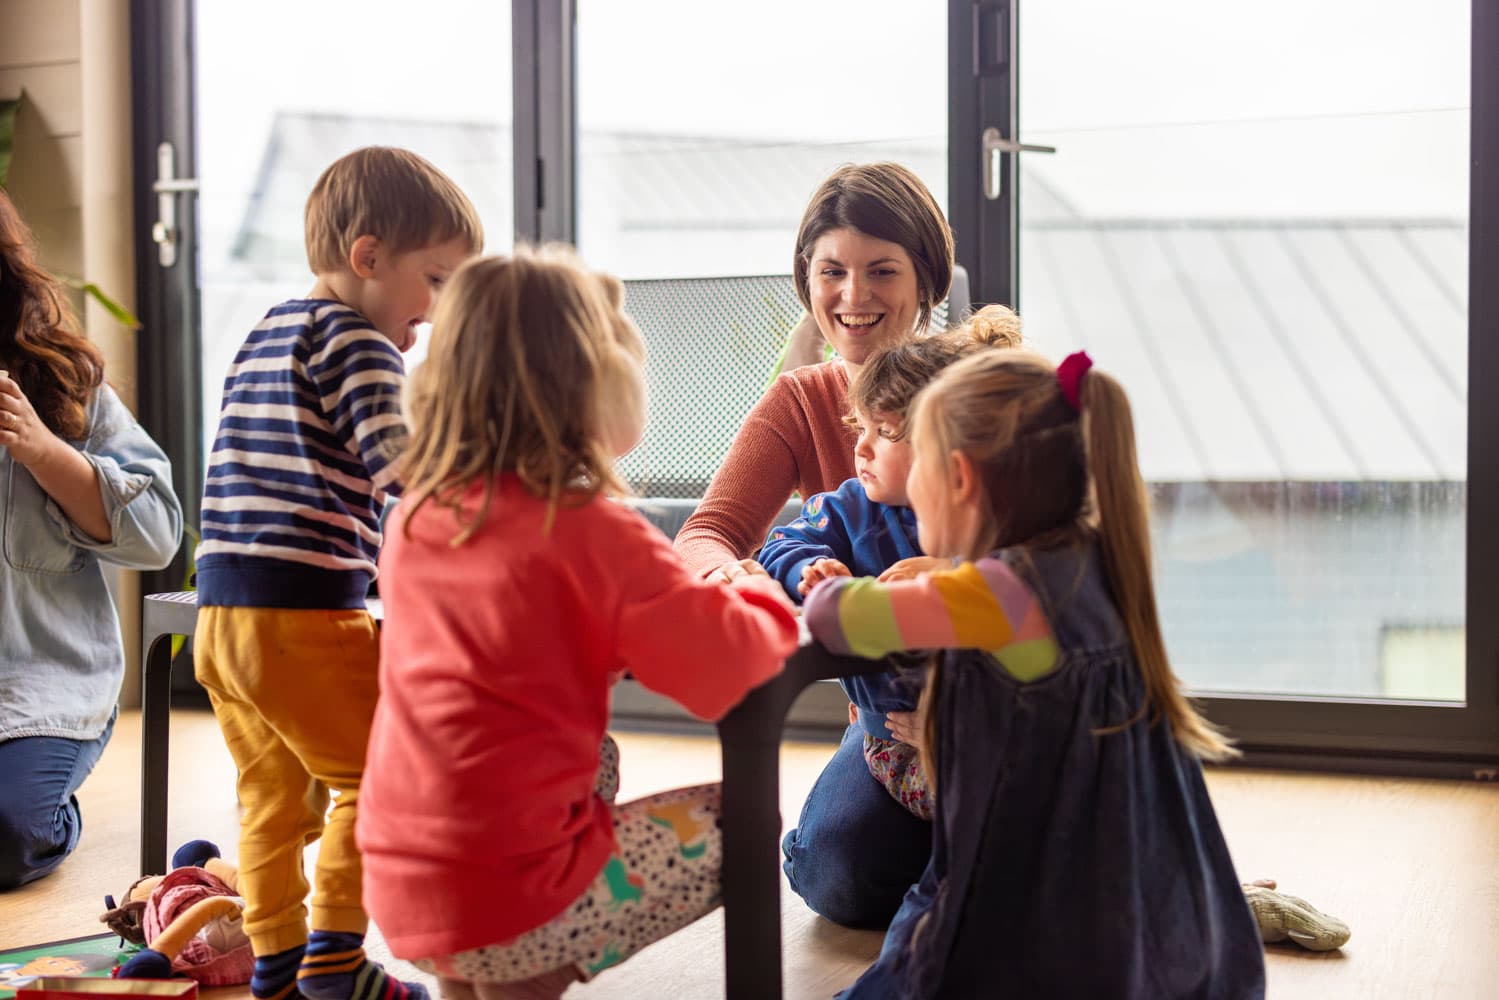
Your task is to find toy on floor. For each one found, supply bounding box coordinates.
[99,841,253,985]
[1242,878,1352,951]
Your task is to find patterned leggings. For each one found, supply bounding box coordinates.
[865,734,933,821]
[414,735,723,985]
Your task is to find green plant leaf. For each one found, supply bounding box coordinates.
[0,94,19,189]
[59,275,143,329]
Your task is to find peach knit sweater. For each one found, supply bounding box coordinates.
[674,361,857,576]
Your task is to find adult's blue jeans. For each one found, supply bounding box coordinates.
[838,862,939,998]
[781,722,931,929]
[0,710,115,890]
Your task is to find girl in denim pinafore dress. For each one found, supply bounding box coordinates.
[804,350,1267,998]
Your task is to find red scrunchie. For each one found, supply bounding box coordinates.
[1057,351,1093,411]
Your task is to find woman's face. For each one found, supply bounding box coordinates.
[806,227,921,369]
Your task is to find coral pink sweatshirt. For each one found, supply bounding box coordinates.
[673,361,857,576]
[358,474,799,958]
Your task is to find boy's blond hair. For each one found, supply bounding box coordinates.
[304,146,484,274]
[400,246,638,544]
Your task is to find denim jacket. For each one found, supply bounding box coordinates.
[1,383,183,742]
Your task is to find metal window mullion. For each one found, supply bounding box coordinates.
[950,1,1018,309]
[512,0,575,245]
[129,0,202,602]
[1462,0,1499,747]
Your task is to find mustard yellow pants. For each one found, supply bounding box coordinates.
[194,606,381,956]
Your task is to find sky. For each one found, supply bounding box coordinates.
[193,0,1471,259]
[194,0,1470,254]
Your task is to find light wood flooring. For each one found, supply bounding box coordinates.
[3,710,1497,998]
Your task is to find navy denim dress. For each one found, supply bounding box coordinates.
[845,542,1265,999]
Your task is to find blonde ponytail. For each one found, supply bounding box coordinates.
[1080,371,1237,761]
[907,349,1236,766]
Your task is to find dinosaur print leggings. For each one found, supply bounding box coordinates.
[414,736,724,985]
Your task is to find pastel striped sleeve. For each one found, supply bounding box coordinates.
[803,557,1060,681]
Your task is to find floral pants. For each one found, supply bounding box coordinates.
[865,734,933,821]
[415,736,723,985]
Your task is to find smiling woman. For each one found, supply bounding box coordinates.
[672,162,954,585]
[794,164,952,368]
[670,162,954,932]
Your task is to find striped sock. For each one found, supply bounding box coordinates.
[251,945,305,1000]
[297,931,429,1000]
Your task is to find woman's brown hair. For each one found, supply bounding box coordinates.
[793,162,955,335]
[0,189,104,440]
[909,350,1236,772]
[400,246,635,544]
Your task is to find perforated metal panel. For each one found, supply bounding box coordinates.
[618,275,957,498]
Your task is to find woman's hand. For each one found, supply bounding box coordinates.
[0,370,58,467]
[710,558,768,585]
[878,556,949,583]
[886,710,924,748]
[798,557,852,595]
[727,571,796,613]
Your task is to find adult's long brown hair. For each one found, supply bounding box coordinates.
[0,189,104,440]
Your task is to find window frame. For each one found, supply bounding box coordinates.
[133,0,1499,774]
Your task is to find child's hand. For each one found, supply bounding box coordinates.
[710,558,768,584]
[798,558,852,595]
[848,702,859,726]
[878,556,950,583]
[886,710,924,749]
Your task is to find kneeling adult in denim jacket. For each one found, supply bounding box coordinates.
[0,190,183,889]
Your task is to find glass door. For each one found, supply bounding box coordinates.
[194,1,514,461]
[1015,0,1498,766]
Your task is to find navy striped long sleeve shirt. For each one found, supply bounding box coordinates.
[195,299,407,609]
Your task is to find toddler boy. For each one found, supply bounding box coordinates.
[193,147,483,1000]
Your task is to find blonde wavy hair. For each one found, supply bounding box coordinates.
[400,246,643,544]
[909,350,1236,768]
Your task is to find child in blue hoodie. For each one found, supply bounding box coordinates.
[759,306,1021,818]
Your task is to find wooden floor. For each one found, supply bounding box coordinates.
[4,709,1498,999]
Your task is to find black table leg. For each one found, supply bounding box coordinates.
[716,645,893,998]
[717,664,819,1000]
[139,629,177,875]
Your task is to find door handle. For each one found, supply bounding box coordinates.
[982,127,1056,201]
[152,141,199,268]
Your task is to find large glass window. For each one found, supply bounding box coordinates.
[576,0,948,496]
[576,0,947,279]
[194,2,513,459]
[1018,0,1469,700]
